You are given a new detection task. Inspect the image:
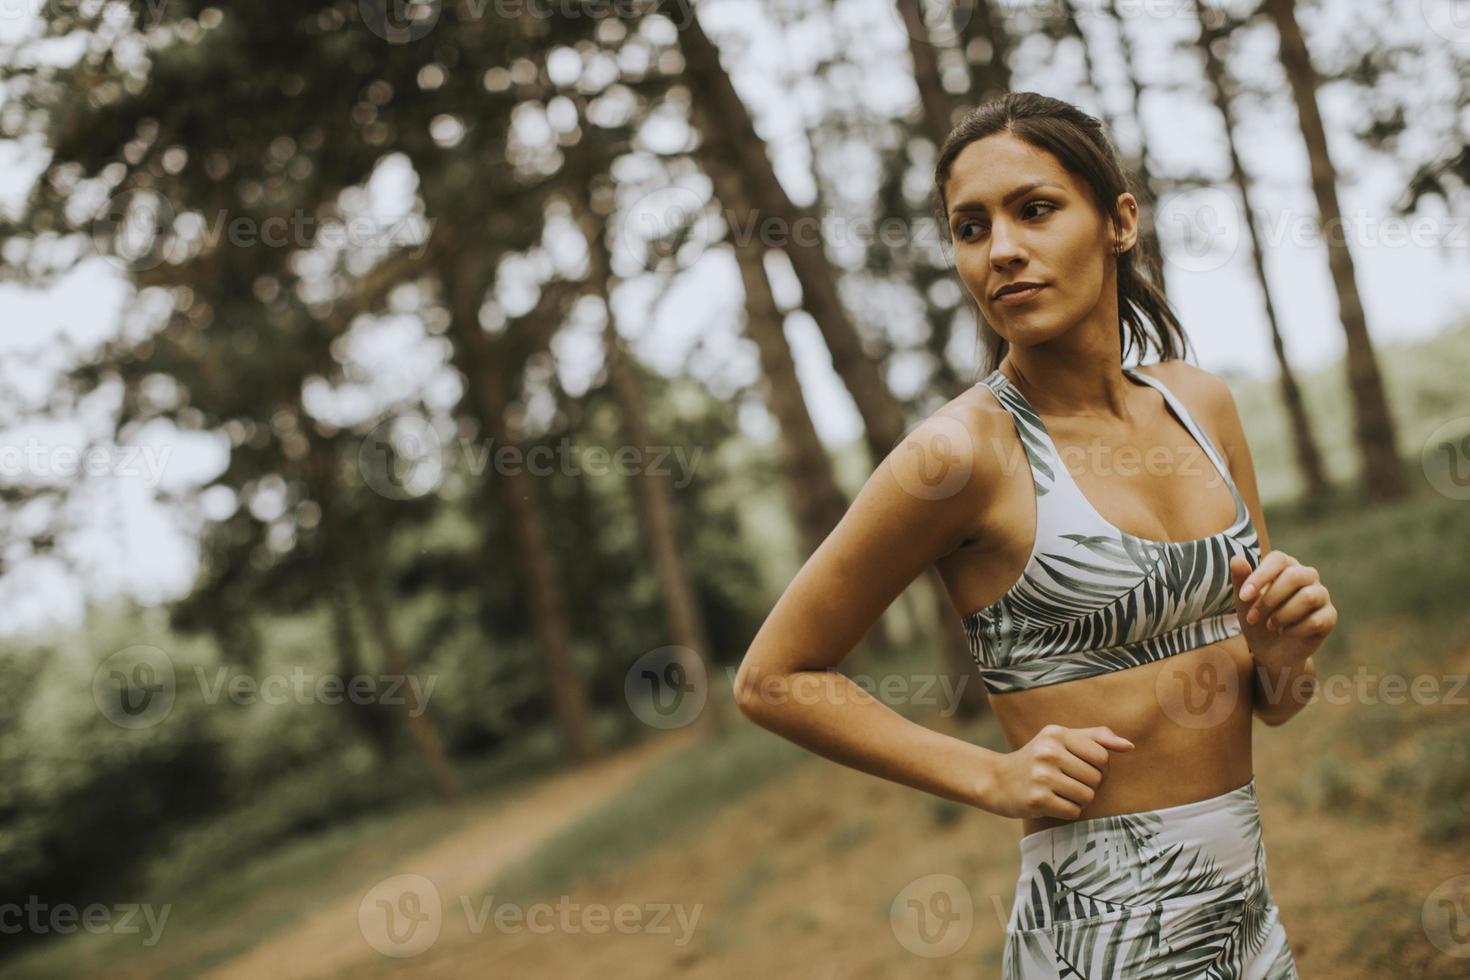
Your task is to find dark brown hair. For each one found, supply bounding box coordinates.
[932,91,1190,374]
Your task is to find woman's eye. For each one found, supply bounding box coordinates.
[955,202,1055,241]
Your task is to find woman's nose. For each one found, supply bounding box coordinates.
[989,222,1025,267]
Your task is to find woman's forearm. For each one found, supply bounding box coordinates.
[1252,654,1317,726]
[735,667,1005,810]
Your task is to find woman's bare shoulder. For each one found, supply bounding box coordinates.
[927,380,1021,483]
[1133,358,1237,424]
[860,383,1017,555]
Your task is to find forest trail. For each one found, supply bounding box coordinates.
[199,729,698,980]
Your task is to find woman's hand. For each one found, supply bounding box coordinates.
[1229,551,1337,672]
[979,724,1134,820]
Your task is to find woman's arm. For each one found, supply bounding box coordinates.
[735,399,1135,820]
[1190,365,1321,727]
[732,407,1008,808]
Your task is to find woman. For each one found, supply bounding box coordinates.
[733,92,1335,977]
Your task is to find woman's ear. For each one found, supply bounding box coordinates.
[1113,193,1140,253]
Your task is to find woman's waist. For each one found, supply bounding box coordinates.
[1018,744,1254,840]
[1011,775,1264,922]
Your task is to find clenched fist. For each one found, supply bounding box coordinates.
[979,724,1135,820]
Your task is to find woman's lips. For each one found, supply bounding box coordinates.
[995,284,1046,306]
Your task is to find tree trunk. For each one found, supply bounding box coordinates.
[1264,0,1407,501]
[697,126,899,662]
[896,0,965,142]
[957,0,1014,103]
[1100,0,1173,294]
[304,445,401,760]
[328,575,398,760]
[1192,0,1331,503]
[681,10,982,708]
[445,251,601,765]
[569,185,732,737]
[730,230,850,560]
[349,558,464,804]
[679,10,908,466]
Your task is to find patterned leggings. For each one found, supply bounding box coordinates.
[1002,776,1299,979]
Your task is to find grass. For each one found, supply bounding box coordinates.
[10,327,1470,978]
[0,725,618,980]
[485,716,811,905]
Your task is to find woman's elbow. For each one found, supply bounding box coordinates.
[733,659,771,719]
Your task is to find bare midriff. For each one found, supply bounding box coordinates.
[938,368,1261,839]
[990,634,1258,840]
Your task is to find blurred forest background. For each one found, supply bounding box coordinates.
[2,0,1470,977]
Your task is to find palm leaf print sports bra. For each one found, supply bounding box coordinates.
[962,365,1262,695]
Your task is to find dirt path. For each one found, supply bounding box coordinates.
[199,729,698,980]
[327,691,1470,979]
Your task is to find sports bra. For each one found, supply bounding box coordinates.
[961,364,1262,694]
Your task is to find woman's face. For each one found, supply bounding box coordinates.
[943,132,1135,350]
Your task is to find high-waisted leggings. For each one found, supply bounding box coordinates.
[1002,776,1299,979]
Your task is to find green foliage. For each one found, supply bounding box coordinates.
[1382,728,1470,844]
[485,725,809,906]
[1231,321,1470,507]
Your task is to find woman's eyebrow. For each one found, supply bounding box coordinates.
[950,180,1065,216]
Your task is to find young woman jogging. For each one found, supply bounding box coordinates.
[734,92,1331,978]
